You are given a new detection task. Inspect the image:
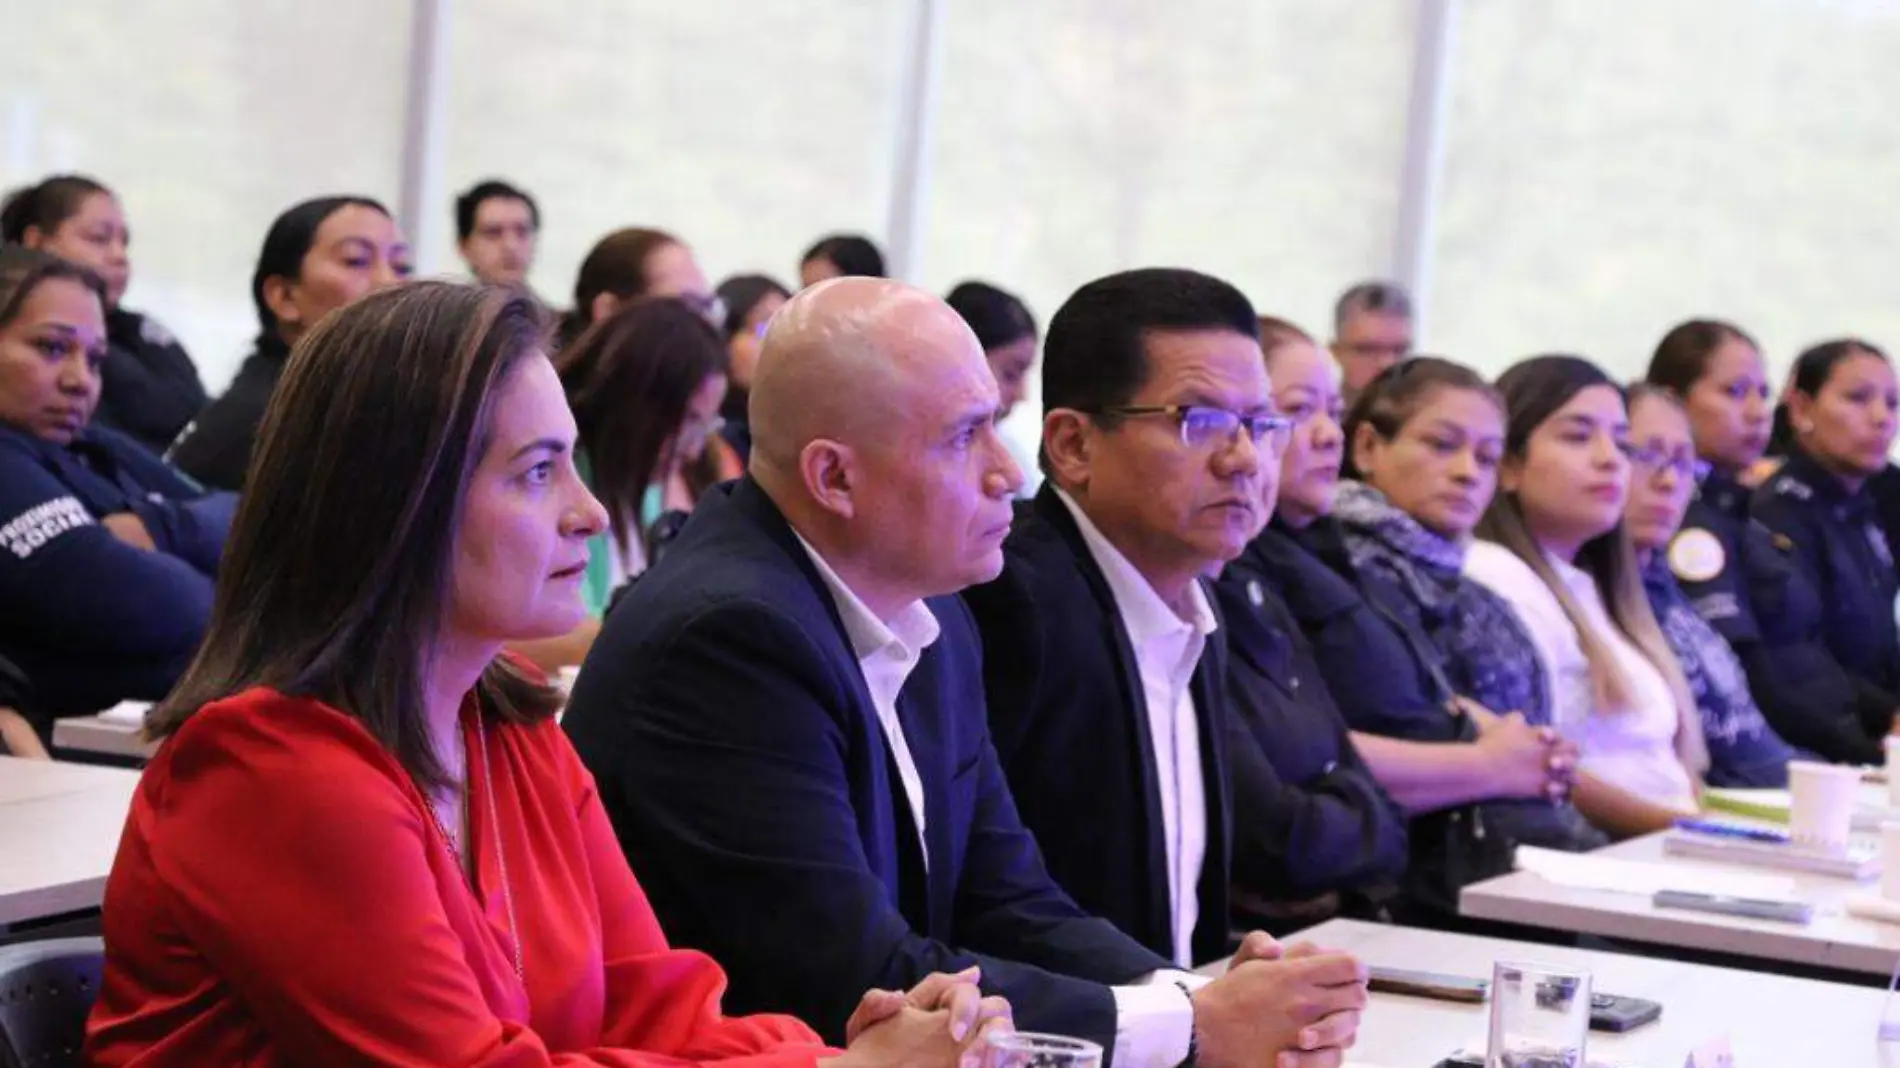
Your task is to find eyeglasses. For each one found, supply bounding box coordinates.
[1088,405,1295,453]
[1626,442,1710,482]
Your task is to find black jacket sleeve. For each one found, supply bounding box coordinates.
[94,311,207,454]
[563,598,1142,1050]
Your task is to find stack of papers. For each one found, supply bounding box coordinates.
[1515,845,1798,899]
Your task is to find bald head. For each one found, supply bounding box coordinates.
[749,277,985,478]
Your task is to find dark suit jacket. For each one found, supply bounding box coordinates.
[1210,562,1409,919]
[961,487,1234,967]
[562,477,1164,1053]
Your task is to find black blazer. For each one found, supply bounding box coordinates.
[1210,563,1409,919]
[563,477,1164,1051]
[961,487,1234,967]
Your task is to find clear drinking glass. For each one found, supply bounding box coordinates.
[982,1031,1104,1068]
[1486,961,1591,1068]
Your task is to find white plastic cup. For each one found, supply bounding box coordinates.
[1789,760,1861,850]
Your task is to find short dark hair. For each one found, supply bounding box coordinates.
[454,179,540,242]
[147,282,561,787]
[714,273,792,340]
[1645,319,1759,395]
[0,245,108,330]
[1333,280,1413,333]
[252,195,392,342]
[945,280,1037,352]
[800,233,886,278]
[1043,267,1259,420]
[0,175,112,244]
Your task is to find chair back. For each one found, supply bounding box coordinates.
[0,938,103,1068]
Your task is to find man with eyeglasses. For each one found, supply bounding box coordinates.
[962,268,1368,1066]
[1329,281,1413,406]
[567,275,1368,1068]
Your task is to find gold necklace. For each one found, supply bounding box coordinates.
[427,716,526,984]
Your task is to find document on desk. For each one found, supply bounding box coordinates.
[1515,845,1798,900]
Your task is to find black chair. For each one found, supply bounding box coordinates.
[0,938,102,1068]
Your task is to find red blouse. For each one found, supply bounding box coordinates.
[83,688,831,1067]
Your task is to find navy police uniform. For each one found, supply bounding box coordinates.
[0,423,232,723]
[1730,451,1900,759]
[168,334,290,491]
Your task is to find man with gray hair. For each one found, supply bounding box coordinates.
[1329,280,1413,405]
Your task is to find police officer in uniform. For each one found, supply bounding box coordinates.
[0,248,231,739]
[1647,323,1892,764]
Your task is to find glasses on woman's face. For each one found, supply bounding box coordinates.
[1626,440,1709,482]
[1089,405,1296,454]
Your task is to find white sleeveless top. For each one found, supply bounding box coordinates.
[1463,541,1696,812]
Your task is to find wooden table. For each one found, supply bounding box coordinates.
[0,756,139,927]
[1229,918,1891,1067]
[52,714,156,761]
[1460,830,1900,977]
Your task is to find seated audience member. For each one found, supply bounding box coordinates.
[85,281,997,1068]
[798,233,886,288]
[714,273,792,461]
[564,276,1367,1067]
[1645,322,1883,765]
[1623,384,1795,787]
[455,179,540,288]
[3,175,205,454]
[512,298,733,671]
[169,196,410,490]
[0,247,230,731]
[1750,339,1900,750]
[946,281,1041,494]
[1464,356,1706,837]
[1327,281,1411,407]
[956,272,1399,951]
[1232,332,1591,922]
[561,227,720,349]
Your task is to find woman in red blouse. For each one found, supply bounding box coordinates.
[84,282,1005,1067]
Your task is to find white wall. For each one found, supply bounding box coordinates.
[6,0,1900,402]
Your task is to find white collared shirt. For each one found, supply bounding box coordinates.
[798,536,940,863]
[1052,488,1217,970]
[799,530,1208,1068]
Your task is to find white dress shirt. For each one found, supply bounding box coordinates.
[1053,489,1217,969]
[798,536,938,861]
[1463,540,1697,811]
[800,532,1208,1068]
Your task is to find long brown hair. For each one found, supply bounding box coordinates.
[557,297,728,559]
[1478,355,1706,772]
[147,282,560,788]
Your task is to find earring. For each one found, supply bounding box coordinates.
[1795,418,1815,434]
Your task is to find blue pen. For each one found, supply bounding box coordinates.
[1674,817,1791,844]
